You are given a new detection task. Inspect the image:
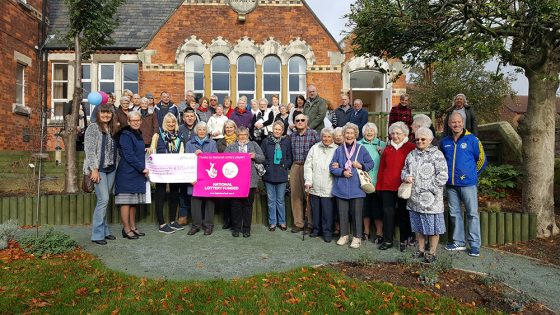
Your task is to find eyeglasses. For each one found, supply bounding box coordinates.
[415,138,427,142]
[130,119,142,123]
[210,99,217,102]
[295,119,306,122]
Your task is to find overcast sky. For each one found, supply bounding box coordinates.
[304,0,529,95]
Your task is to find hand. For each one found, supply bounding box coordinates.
[256,122,263,129]
[405,176,414,184]
[377,146,383,154]
[343,170,352,178]
[250,152,256,159]
[331,162,339,168]
[304,183,312,192]
[194,149,202,155]
[90,169,100,183]
[143,169,149,177]
[352,161,362,169]
[145,147,153,155]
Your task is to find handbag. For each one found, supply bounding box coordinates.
[398,182,412,199]
[355,146,376,193]
[255,163,266,177]
[82,174,94,193]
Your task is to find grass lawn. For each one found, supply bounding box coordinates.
[0,249,489,314]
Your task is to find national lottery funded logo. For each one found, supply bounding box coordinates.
[222,162,239,179]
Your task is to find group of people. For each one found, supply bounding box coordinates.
[84,87,486,263]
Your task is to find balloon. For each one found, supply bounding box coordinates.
[99,91,109,105]
[87,92,102,106]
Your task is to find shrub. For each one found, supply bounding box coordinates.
[479,164,521,199]
[0,219,19,250]
[18,228,77,256]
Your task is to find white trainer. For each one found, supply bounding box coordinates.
[350,237,361,248]
[337,235,349,246]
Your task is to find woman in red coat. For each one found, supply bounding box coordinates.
[376,121,416,251]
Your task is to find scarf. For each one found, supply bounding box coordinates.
[195,135,208,147]
[390,138,408,150]
[237,107,246,114]
[238,140,249,153]
[163,131,180,153]
[344,141,356,171]
[199,106,209,112]
[140,108,148,118]
[272,136,284,165]
[224,133,237,146]
[100,132,116,169]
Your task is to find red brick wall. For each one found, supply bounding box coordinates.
[0,0,42,151]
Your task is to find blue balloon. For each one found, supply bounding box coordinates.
[87,92,102,106]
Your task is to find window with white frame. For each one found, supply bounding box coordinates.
[237,55,255,102]
[349,70,385,90]
[185,54,204,100]
[211,55,230,104]
[98,63,115,93]
[51,63,69,119]
[16,63,25,106]
[263,55,281,104]
[81,64,93,116]
[122,63,138,93]
[288,56,307,104]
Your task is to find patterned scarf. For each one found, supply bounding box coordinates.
[163,131,180,153]
[272,136,284,165]
[224,133,237,146]
[344,141,356,171]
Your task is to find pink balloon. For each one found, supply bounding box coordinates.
[99,91,109,105]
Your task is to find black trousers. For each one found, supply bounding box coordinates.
[380,190,412,243]
[155,183,180,226]
[310,195,334,237]
[231,188,256,233]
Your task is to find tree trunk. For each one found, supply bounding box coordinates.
[63,34,83,193]
[519,64,559,238]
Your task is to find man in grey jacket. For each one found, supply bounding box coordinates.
[303,85,327,132]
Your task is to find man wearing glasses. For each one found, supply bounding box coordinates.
[290,114,320,233]
[209,95,219,110]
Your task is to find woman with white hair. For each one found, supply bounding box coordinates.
[401,127,448,263]
[376,121,416,251]
[358,122,386,243]
[115,95,132,130]
[150,113,185,234]
[304,126,338,242]
[330,123,374,248]
[251,98,274,145]
[207,105,229,140]
[411,114,437,146]
[136,96,159,151]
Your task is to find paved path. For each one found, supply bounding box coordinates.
[47,224,560,312]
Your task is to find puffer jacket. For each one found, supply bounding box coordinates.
[304,141,338,197]
[401,146,448,214]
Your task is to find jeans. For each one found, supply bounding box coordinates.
[447,185,481,248]
[265,182,287,226]
[91,170,115,241]
[178,184,192,218]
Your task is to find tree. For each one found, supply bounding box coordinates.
[347,0,560,237]
[62,0,125,192]
[408,58,514,125]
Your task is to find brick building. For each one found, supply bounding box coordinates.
[0,0,45,151]
[42,0,405,150]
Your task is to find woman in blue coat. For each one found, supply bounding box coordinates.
[330,123,374,249]
[261,121,292,231]
[115,111,149,240]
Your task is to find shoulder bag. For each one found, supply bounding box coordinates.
[355,146,375,193]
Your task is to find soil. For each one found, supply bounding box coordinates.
[332,261,555,314]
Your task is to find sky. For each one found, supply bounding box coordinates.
[304,0,529,95]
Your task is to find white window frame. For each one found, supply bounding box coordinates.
[122,63,139,94]
[211,55,230,104]
[81,63,93,116]
[288,55,307,104]
[51,63,69,120]
[185,54,204,99]
[262,55,281,104]
[236,55,256,102]
[16,63,25,106]
[349,70,386,91]
[98,63,115,93]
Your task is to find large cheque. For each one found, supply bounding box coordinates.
[146,153,197,183]
[193,153,251,198]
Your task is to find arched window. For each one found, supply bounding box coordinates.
[288,56,306,104]
[185,54,204,100]
[237,55,255,102]
[263,55,281,104]
[211,55,230,104]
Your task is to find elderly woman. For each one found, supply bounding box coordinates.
[116,96,132,130]
[288,95,306,133]
[115,111,149,239]
[333,127,344,145]
[84,104,119,245]
[261,121,292,231]
[207,105,229,140]
[216,119,238,229]
[305,127,338,242]
[137,97,158,151]
[274,104,290,135]
[401,127,448,263]
[358,122,386,243]
[330,123,374,248]
[186,121,218,235]
[376,121,416,251]
[251,98,274,145]
[150,113,185,234]
[225,126,265,238]
[411,114,437,146]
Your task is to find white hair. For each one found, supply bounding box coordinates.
[415,127,434,140]
[412,114,432,129]
[362,122,378,136]
[388,121,410,136]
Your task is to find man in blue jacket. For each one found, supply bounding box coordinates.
[440,112,487,257]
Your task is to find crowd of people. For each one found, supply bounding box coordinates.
[83,87,486,263]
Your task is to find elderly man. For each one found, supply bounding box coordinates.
[131,93,142,111]
[440,112,487,257]
[230,98,253,129]
[178,89,196,113]
[303,85,327,132]
[290,114,320,233]
[154,91,179,126]
[443,93,478,137]
[333,93,352,128]
[209,95,219,110]
[349,99,368,139]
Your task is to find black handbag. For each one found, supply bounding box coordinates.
[82,174,94,193]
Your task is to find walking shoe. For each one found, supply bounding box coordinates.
[468,247,480,257]
[169,221,185,231]
[361,232,369,241]
[350,237,361,248]
[445,243,467,251]
[309,231,320,238]
[159,224,175,234]
[412,251,425,259]
[291,226,303,233]
[203,227,213,236]
[337,235,349,246]
[323,236,332,243]
[373,235,384,244]
[378,242,393,250]
[187,227,200,235]
[423,253,436,264]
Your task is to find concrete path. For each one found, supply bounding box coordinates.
[44,224,560,312]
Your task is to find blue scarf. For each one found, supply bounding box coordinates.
[195,135,208,147]
[272,136,284,165]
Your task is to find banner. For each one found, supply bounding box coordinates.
[193,153,251,198]
[146,153,197,183]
